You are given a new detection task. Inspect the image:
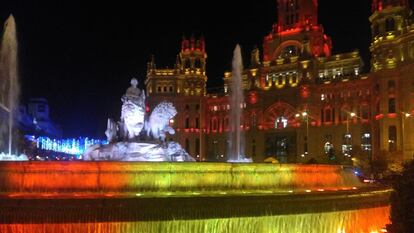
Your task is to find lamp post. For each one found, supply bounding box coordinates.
[346,112,356,136]
[296,111,309,157]
[344,112,356,158]
[401,112,411,157]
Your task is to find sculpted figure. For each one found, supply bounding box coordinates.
[146,101,177,142]
[120,78,146,140]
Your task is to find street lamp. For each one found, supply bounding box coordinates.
[401,112,411,156]
[296,111,309,157]
[344,112,356,158]
[347,112,356,135]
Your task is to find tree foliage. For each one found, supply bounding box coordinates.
[386,160,414,233]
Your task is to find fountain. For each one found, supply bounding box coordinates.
[0,15,26,161]
[0,21,391,233]
[83,78,194,161]
[228,44,251,162]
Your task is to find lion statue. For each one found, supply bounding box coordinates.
[145,101,177,142]
[120,93,146,140]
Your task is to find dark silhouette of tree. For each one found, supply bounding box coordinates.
[386,160,414,233]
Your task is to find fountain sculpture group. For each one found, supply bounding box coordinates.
[83,78,194,162]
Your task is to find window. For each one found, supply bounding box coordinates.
[342,134,352,157]
[195,117,199,129]
[185,116,190,129]
[275,117,288,129]
[157,86,161,92]
[388,80,395,89]
[185,138,190,153]
[37,105,46,113]
[212,118,218,131]
[325,108,332,122]
[388,126,397,152]
[224,117,229,130]
[185,104,190,111]
[163,86,167,92]
[185,59,191,68]
[361,133,371,151]
[195,104,200,110]
[169,86,173,92]
[388,98,396,113]
[195,59,201,68]
[385,18,395,32]
[195,138,200,154]
[360,105,370,120]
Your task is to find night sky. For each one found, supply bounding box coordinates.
[0,0,374,138]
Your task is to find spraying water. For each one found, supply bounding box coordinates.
[0,15,20,156]
[228,44,246,161]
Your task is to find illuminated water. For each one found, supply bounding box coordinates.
[26,135,107,156]
[0,15,19,155]
[228,44,245,161]
[0,162,390,232]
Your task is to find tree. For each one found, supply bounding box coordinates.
[386,160,414,233]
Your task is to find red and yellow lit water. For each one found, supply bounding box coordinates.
[0,162,390,232]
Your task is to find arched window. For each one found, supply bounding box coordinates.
[185,116,190,129]
[195,117,199,129]
[185,59,191,68]
[388,80,395,92]
[185,138,190,153]
[325,108,332,123]
[385,18,395,32]
[388,126,397,152]
[224,117,229,131]
[212,117,218,131]
[388,98,396,113]
[275,117,288,129]
[194,59,201,68]
[280,45,299,59]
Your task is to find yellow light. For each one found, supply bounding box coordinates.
[350,112,356,117]
[302,112,307,117]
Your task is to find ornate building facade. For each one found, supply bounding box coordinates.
[146,0,414,165]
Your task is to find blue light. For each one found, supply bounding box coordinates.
[26,135,108,156]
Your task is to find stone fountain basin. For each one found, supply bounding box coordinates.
[0,162,389,198]
[0,162,391,233]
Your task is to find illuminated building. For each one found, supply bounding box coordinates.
[146,0,414,165]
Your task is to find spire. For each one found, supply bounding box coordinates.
[175,55,181,70]
[250,45,261,67]
[181,35,189,51]
[190,33,195,50]
[277,0,318,32]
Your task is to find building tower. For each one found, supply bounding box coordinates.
[263,0,332,64]
[145,35,207,160]
[369,0,414,161]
